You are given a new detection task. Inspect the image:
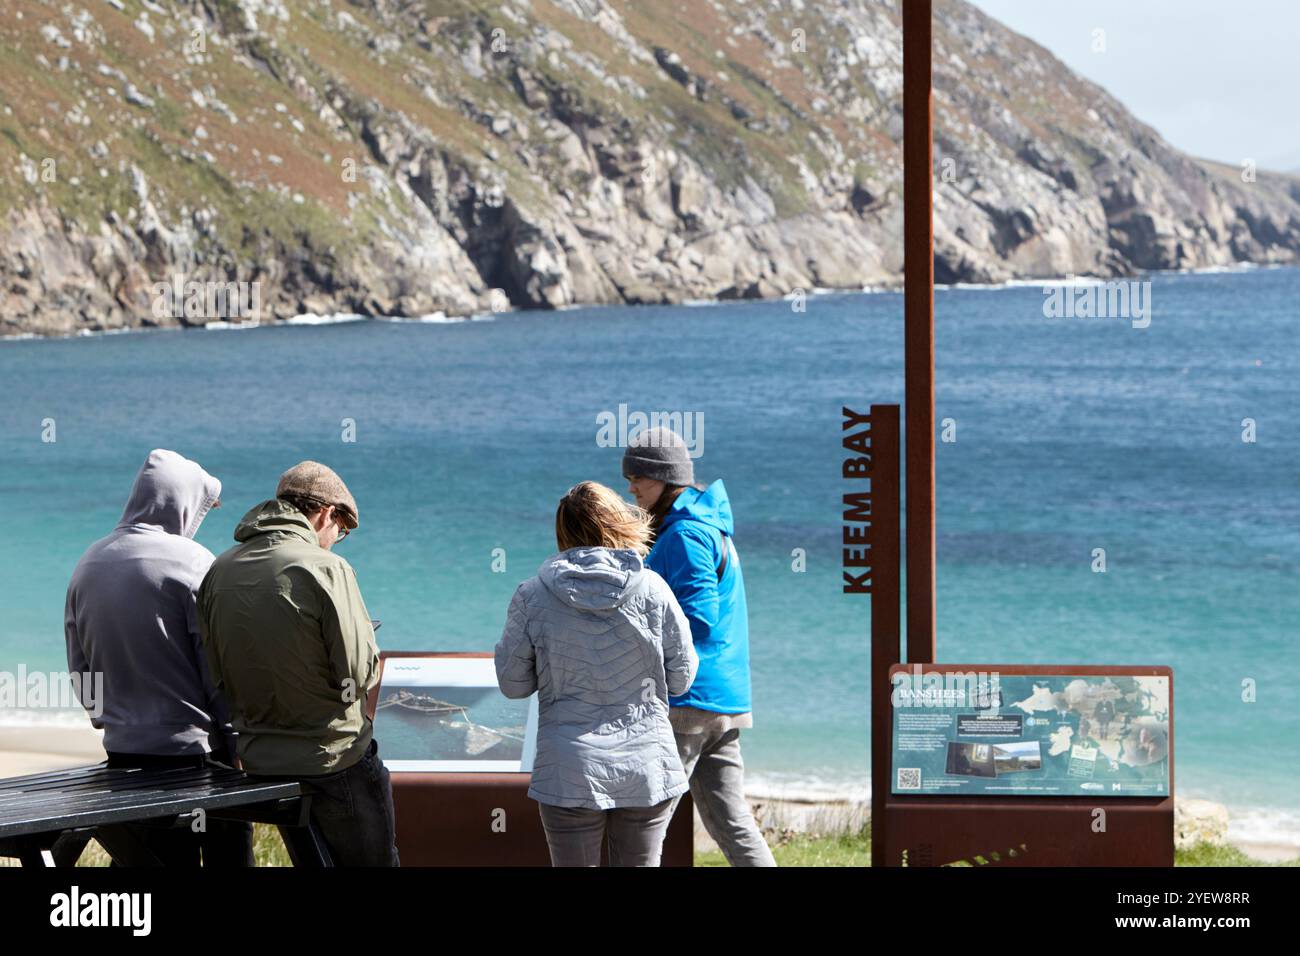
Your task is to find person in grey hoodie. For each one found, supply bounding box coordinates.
[495,481,698,866]
[64,449,252,866]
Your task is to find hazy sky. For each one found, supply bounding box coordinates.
[967,0,1300,171]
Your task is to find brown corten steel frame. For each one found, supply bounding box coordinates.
[868,406,900,868]
[903,0,936,665]
[873,2,1175,866]
[367,651,694,867]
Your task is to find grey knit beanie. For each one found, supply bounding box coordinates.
[621,426,695,485]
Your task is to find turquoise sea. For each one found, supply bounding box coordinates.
[2,267,1298,846]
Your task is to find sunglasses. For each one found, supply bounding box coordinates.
[305,498,350,540]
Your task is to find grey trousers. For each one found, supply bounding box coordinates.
[537,799,676,867]
[669,728,777,867]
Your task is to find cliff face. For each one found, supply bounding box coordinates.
[2,0,1298,336]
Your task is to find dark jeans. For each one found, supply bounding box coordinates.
[538,799,676,867]
[292,739,400,867]
[101,749,255,867]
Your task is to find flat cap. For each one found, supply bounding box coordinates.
[276,461,359,529]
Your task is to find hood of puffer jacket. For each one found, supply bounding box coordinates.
[117,449,221,539]
[538,547,646,611]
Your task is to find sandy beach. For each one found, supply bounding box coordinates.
[0,724,106,777]
[1,724,1292,863]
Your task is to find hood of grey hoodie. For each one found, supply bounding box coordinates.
[538,547,646,611]
[118,449,222,538]
[65,449,228,756]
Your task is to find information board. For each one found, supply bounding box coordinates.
[374,656,539,773]
[890,671,1169,797]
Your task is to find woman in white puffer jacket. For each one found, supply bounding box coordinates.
[495,480,698,867]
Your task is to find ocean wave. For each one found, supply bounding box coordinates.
[1226,806,1300,850]
[281,313,368,326]
[937,281,1021,291]
[0,708,99,729]
[938,275,1112,292]
[933,264,1296,292]
[685,286,895,307]
[77,325,142,336]
[203,319,262,331]
[1175,262,1261,275]
[744,771,871,803]
[379,312,456,324]
[3,309,502,342]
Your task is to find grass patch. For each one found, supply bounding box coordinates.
[698,828,1300,867]
[3,824,1277,867]
[1175,842,1298,868]
[697,824,873,867]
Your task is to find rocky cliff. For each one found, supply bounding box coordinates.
[3,0,1299,336]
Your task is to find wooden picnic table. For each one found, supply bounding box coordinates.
[0,763,333,867]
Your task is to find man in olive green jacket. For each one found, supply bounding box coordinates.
[197,461,398,866]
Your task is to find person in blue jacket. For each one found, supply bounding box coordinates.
[622,426,776,866]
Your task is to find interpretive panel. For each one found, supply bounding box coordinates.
[375,656,538,773]
[891,670,1169,797]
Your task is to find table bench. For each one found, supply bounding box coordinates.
[0,763,333,867]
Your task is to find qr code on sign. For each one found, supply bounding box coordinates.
[897,768,921,790]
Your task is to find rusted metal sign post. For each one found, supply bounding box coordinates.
[853,1,1175,867]
[841,406,899,868]
[903,0,936,666]
[840,405,900,869]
